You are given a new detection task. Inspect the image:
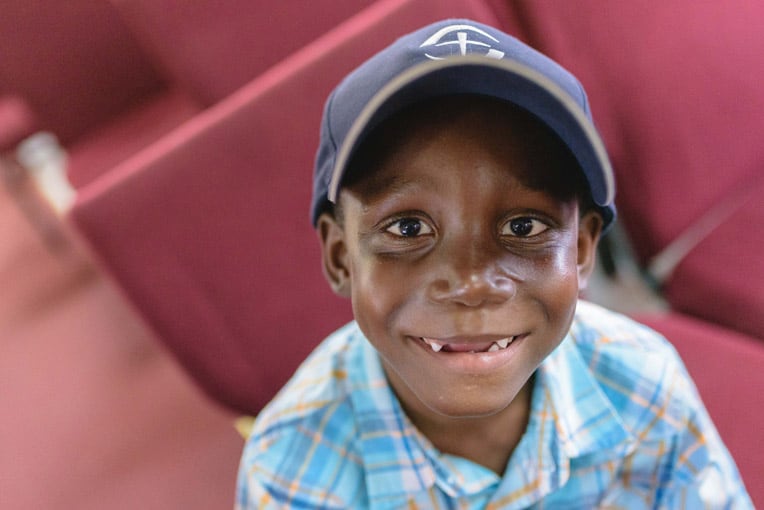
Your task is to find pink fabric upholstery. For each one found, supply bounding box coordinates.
[502,1,764,263]
[66,89,200,189]
[71,0,501,414]
[0,1,203,190]
[0,95,37,151]
[0,0,164,145]
[637,313,764,507]
[0,183,242,510]
[664,177,764,339]
[109,0,378,104]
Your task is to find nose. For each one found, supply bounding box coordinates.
[426,234,516,307]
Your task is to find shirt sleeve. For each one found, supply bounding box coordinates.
[658,369,754,509]
[235,461,273,510]
[234,437,304,510]
[234,409,365,510]
[236,457,305,510]
[235,435,301,510]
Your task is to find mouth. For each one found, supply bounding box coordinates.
[419,335,519,354]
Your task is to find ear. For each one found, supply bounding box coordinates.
[317,212,351,298]
[576,210,604,291]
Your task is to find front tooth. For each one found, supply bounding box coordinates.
[488,343,500,352]
[423,338,443,352]
[497,338,511,349]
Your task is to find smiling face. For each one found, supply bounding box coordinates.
[318,97,602,423]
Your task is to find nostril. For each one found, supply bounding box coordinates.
[428,271,515,307]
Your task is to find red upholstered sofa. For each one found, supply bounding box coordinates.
[1,0,380,187]
[3,0,762,506]
[0,1,196,185]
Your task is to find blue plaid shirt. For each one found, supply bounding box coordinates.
[236,301,752,509]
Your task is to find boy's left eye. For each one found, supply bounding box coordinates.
[501,217,548,237]
[386,218,433,237]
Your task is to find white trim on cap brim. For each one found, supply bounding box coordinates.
[327,55,615,206]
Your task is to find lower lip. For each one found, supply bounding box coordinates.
[412,335,527,373]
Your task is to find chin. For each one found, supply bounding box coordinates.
[420,385,523,420]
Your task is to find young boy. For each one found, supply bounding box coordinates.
[237,19,752,509]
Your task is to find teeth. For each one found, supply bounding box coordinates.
[422,336,517,353]
[422,338,443,352]
[488,337,515,352]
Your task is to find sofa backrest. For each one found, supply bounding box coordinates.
[109,0,379,105]
[71,0,501,414]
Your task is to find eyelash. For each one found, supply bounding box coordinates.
[382,214,551,239]
[501,216,550,238]
[384,216,433,238]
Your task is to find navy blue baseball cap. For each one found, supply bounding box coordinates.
[311,19,615,230]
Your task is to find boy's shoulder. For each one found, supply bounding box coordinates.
[569,301,700,438]
[250,321,361,440]
[538,302,752,510]
[238,323,367,508]
[572,300,678,357]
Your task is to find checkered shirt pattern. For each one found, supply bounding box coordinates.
[236,301,752,509]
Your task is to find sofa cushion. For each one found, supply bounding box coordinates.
[109,0,378,104]
[663,177,764,339]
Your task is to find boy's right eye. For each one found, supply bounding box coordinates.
[385,218,433,238]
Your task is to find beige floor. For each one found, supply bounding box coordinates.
[0,164,244,509]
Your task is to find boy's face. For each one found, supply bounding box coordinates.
[318,100,602,421]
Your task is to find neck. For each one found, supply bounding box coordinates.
[397,375,535,476]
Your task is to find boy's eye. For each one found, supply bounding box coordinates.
[502,217,548,237]
[386,218,433,237]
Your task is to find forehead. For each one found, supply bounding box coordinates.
[341,95,582,201]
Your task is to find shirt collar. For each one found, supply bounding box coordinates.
[347,331,500,503]
[346,330,437,502]
[492,331,636,507]
[540,329,636,460]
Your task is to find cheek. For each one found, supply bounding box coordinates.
[348,256,411,338]
[550,243,581,289]
[524,242,581,315]
[544,244,581,324]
